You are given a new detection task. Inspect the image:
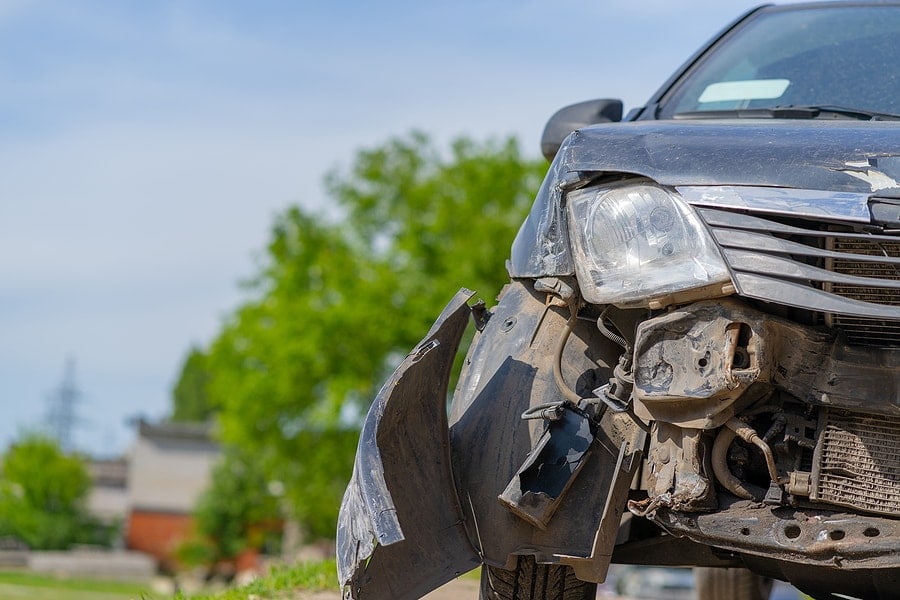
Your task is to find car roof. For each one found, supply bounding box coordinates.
[761,1,900,9]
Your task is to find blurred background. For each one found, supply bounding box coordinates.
[0,0,798,595]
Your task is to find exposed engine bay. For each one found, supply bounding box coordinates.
[613,297,900,554]
[507,277,900,596]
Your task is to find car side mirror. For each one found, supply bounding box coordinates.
[540,99,624,161]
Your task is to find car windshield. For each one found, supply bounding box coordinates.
[658,5,900,119]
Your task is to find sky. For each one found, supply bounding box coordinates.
[0,0,778,457]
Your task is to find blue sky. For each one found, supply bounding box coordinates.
[1,0,773,456]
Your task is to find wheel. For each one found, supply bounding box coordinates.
[695,567,773,600]
[480,555,597,600]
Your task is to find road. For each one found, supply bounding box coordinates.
[295,577,479,599]
[299,570,804,599]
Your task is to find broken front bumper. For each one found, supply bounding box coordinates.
[337,282,647,598]
[336,289,480,600]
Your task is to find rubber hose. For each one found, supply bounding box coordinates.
[711,426,767,500]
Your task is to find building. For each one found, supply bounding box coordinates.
[86,457,129,528]
[124,419,220,568]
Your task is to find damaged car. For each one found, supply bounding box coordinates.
[338,2,900,599]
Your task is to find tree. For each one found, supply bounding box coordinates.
[172,347,214,423]
[199,132,546,538]
[204,210,395,538]
[192,447,282,562]
[0,434,110,549]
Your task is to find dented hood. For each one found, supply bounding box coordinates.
[510,119,900,278]
[560,119,900,191]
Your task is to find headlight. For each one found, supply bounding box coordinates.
[566,181,732,306]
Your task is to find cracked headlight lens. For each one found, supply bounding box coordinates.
[567,181,732,306]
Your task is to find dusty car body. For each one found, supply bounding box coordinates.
[338,3,900,599]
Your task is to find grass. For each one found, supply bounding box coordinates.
[0,560,340,600]
[0,558,441,600]
[179,559,339,600]
[178,560,484,599]
[0,570,151,600]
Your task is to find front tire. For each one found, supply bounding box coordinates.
[695,567,773,600]
[479,556,597,600]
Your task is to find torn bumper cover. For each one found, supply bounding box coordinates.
[337,289,480,600]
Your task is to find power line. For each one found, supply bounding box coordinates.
[46,357,80,452]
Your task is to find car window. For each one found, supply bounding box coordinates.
[658,6,900,118]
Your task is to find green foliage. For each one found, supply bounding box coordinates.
[192,447,281,561]
[323,131,545,338]
[177,559,338,600]
[172,347,214,423]
[272,429,359,539]
[199,132,545,538]
[240,560,337,594]
[0,434,109,550]
[173,534,216,569]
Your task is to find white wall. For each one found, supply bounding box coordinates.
[126,428,220,513]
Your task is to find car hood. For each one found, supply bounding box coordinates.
[560,119,900,192]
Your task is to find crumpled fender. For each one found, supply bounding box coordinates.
[449,280,643,581]
[337,289,480,600]
[338,282,644,598]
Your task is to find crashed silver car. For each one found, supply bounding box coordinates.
[338,3,900,599]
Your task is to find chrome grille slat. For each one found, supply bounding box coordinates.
[733,273,900,319]
[703,207,900,243]
[714,228,900,266]
[723,248,900,290]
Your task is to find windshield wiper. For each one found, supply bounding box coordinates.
[802,105,900,121]
[674,105,900,121]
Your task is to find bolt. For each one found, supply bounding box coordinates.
[658,446,671,463]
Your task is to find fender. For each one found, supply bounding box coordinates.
[337,283,644,598]
[450,281,644,581]
[337,289,481,600]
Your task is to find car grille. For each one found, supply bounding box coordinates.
[698,207,900,347]
[811,410,900,517]
[826,237,900,346]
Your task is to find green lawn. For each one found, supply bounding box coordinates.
[178,560,480,600]
[180,560,338,600]
[0,571,153,600]
[0,559,341,600]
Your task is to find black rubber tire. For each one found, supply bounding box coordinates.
[695,567,773,600]
[479,556,597,600]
